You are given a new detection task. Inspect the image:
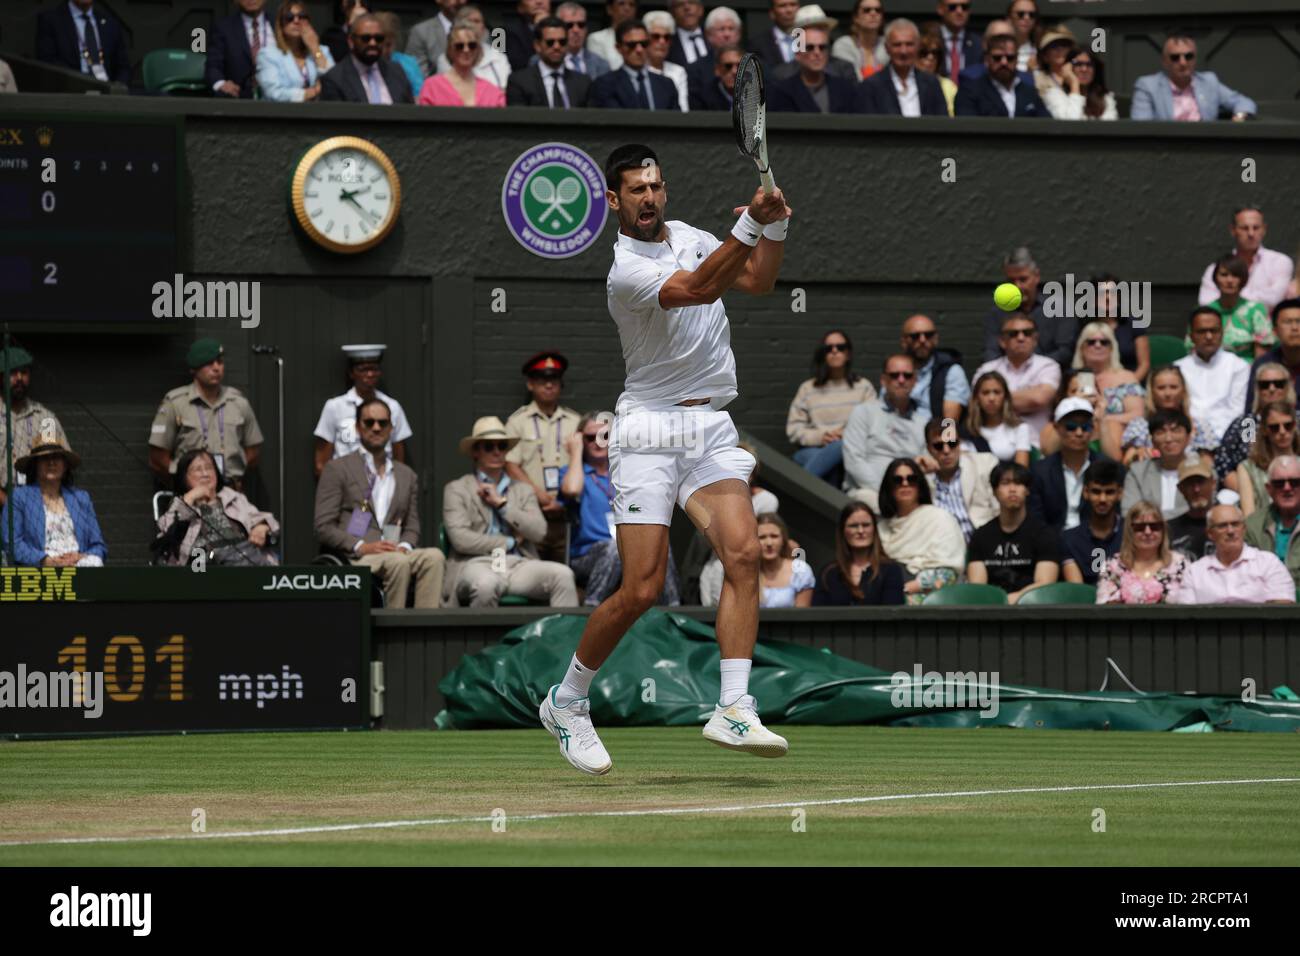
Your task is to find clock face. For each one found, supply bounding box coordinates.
[291,137,401,254]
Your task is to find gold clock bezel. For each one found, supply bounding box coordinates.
[291,136,402,254]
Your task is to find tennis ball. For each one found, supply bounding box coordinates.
[994,283,1022,312]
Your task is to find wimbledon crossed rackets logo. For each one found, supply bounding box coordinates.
[502,143,607,259]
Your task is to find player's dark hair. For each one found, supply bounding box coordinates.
[355,396,392,424]
[1187,305,1220,330]
[812,329,861,388]
[877,458,932,518]
[990,460,1031,489]
[1083,458,1124,488]
[1148,407,1192,435]
[534,16,566,40]
[1272,298,1300,324]
[604,144,659,191]
[615,19,647,46]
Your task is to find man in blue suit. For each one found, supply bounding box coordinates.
[1130,34,1256,122]
[935,0,980,86]
[591,22,679,109]
[766,26,858,114]
[954,35,1048,117]
[36,0,131,84]
[859,19,947,116]
[205,0,272,98]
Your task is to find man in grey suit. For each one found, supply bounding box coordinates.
[314,398,445,608]
[1130,34,1256,122]
[1122,409,1193,519]
[406,0,465,76]
[442,416,578,607]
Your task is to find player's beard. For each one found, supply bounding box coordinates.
[624,205,664,242]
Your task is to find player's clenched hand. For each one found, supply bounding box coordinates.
[736,185,791,225]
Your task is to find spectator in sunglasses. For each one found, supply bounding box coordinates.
[591,21,680,109]
[1130,33,1255,122]
[314,399,445,605]
[588,0,639,71]
[1029,397,1112,530]
[405,0,465,77]
[934,0,980,84]
[831,0,887,80]
[1234,402,1300,517]
[876,458,965,604]
[642,10,690,110]
[1174,504,1294,605]
[436,7,512,90]
[1123,409,1195,519]
[954,34,1048,116]
[1245,455,1300,587]
[901,313,969,423]
[542,1,609,78]
[1096,501,1189,604]
[786,330,876,487]
[968,461,1060,603]
[766,24,858,113]
[913,28,957,115]
[973,312,1061,447]
[441,416,578,607]
[1046,322,1142,456]
[1006,0,1040,72]
[922,417,999,543]
[1215,361,1296,482]
[257,1,334,101]
[418,24,506,104]
[844,355,930,506]
[320,12,414,101]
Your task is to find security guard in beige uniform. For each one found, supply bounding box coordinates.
[505,351,582,563]
[1,345,68,507]
[148,338,264,492]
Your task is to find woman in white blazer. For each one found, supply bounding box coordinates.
[256,1,335,102]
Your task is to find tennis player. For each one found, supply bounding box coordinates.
[539,144,792,775]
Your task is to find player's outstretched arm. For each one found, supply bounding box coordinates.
[657,186,790,308]
[732,188,791,295]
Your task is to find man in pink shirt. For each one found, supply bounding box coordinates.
[1174,504,1295,604]
[1198,206,1295,311]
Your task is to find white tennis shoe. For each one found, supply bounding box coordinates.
[702,695,789,758]
[539,685,612,776]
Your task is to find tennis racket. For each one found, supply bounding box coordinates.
[732,53,775,194]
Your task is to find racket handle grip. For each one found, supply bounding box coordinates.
[760,168,776,194]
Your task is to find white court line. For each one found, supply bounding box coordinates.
[1,777,1297,848]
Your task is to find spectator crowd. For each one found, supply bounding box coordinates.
[4,0,1263,121]
[4,199,1298,611]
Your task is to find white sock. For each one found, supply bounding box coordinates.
[554,655,595,707]
[719,658,752,707]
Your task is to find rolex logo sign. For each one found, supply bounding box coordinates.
[37,126,53,148]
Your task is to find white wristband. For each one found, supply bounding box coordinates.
[762,218,789,241]
[731,210,762,247]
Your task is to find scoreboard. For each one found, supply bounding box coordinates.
[0,116,181,324]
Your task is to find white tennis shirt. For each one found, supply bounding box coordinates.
[606,221,739,411]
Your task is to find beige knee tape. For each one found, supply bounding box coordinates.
[684,496,711,530]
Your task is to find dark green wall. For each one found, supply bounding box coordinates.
[5,96,1300,565]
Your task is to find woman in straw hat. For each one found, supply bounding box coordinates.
[1,438,106,567]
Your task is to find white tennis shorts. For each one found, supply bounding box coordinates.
[607,403,756,526]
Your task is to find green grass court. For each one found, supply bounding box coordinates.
[2,727,1298,866]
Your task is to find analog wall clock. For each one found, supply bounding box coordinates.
[290,136,401,254]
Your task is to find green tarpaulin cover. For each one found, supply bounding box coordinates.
[436,610,1300,733]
